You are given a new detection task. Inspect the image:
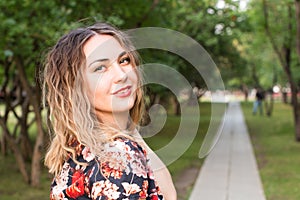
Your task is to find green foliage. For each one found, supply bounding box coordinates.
[165,0,250,89]
[244,0,300,90]
[0,0,166,84]
[3,0,296,92]
[0,0,250,90]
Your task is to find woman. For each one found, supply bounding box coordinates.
[42,22,176,199]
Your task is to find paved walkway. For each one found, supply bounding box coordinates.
[189,101,266,200]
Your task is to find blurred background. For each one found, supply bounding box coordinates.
[1,0,300,199]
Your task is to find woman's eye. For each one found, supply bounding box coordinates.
[94,65,107,72]
[119,56,131,66]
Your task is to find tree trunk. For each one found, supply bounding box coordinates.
[282,38,300,143]
[251,64,261,88]
[0,61,30,182]
[7,134,30,183]
[0,62,9,157]
[20,97,33,161]
[189,86,205,105]
[242,84,249,102]
[294,0,300,141]
[295,0,300,57]
[30,103,44,187]
[0,132,6,156]
[16,57,45,187]
[0,120,30,183]
[136,0,159,27]
[282,91,288,104]
[264,91,274,117]
[170,95,181,116]
[295,107,300,141]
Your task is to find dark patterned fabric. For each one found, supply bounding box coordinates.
[50,137,163,200]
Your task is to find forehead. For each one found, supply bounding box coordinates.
[84,34,125,64]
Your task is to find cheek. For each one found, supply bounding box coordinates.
[85,74,109,104]
[129,69,139,87]
[86,77,97,99]
[130,72,140,106]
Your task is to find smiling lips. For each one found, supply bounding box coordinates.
[112,85,132,97]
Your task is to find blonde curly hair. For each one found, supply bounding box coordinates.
[42,23,144,175]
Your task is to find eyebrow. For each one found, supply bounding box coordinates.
[88,51,127,68]
[88,58,109,68]
[119,51,127,58]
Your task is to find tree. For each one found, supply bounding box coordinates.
[0,0,58,186]
[294,0,300,138]
[258,0,300,140]
[177,0,250,90]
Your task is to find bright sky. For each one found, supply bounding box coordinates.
[239,0,249,11]
[216,0,249,11]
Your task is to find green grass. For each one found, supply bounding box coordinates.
[0,155,50,200]
[4,101,298,199]
[241,102,300,200]
[0,102,217,199]
[144,103,216,176]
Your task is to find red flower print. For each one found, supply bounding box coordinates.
[151,195,159,200]
[101,162,123,179]
[91,180,120,199]
[139,190,147,199]
[66,170,85,198]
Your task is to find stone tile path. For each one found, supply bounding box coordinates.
[189,101,266,200]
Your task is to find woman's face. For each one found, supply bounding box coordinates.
[83,34,138,119]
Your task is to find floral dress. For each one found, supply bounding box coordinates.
[50,137,163,200]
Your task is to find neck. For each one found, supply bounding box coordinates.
[97,111,129,130]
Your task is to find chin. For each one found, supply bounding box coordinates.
[114,98,135,111]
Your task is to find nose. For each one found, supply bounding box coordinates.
[112,62,128,83]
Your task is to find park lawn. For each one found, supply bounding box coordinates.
[241,102,300,200]
[0,102,217,199]
[0,155,51,200]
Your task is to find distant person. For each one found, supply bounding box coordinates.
[253,88,264,115]
[42,22,176,200]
